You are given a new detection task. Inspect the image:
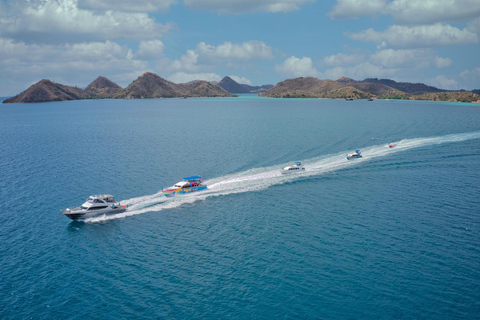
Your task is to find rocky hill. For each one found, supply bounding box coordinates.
[85,76,121,98]
[261,77,479,102]
[4,73,232,103]
[115,72,232,99]
[218,76,273,93]
[3,79,91,103]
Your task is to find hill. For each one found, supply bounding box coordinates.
[85,76,122,98]
[261,77,479,102]
[361,78,444,94]
[3,79,91,103]
[115,72,232,99]
[218,76,273,93]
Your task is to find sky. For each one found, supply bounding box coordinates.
[0,0,479,96]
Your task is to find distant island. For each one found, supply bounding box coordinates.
[260,77,480,103]
[217,76,273,93]
[3,72,233,103]
[3,73,480,104]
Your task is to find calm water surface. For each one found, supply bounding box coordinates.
[1,96,480,318]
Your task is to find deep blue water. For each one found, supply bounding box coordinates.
[1,96,480,319]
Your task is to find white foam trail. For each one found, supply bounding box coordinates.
[85,131,480,223]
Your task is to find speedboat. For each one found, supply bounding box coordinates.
[281,161,305,174]
[62,194,127,220]
[162,176,207,197]
[388,143,396,148]
[346,150,362,160]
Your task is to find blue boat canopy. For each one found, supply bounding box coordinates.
[295,162,302,165]
[183,175,202,181]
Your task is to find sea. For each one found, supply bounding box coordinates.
[1,95,479,319]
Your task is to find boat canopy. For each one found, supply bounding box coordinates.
[183,175,203,181]
[295,162,302,165]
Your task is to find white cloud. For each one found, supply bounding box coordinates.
[460,67,480,85]
[329,0,386,19]
[329,0,480,24]
[79,0,177,13]
[434,56,452,68]
[0,37,148,94]
[0,0,173,43]
[371,49,452,68]
[274,56,320,77]
[169,72,221,83]
[323,53,363,67]
[183,0,314,14]
[348,24,478,48]
[323,62,397,80]
[171,50,201,72]
[229,75,252,85]
[467,17,480,33]
[386,0,480,25]
[196,41,274,61]
[135,40,165,60]
[163,40,274,74]
[430,75,460,90]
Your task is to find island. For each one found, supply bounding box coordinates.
[3,74,480,104]
[3,72,233,103]
[259,77,480,103]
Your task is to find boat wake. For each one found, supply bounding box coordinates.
[85,131,480,223]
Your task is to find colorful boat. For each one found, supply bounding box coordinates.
[346,150,362,160]
[388,143,396,148]
[162,176,207,197]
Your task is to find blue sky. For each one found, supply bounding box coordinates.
[0,0,479,95]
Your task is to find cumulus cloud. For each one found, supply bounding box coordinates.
[348,24,478,48]
[323,53,363,67]
[196,41,274,61]
[274,56,320,77]
[323,62,397,80]
[386,0,480,25]
[168,72,222,83]
[434,56,452,69]
[0,37,148,94]
[329,0,480,24]
[371,49,452,68]
[171,50,201,72]
[135,40,164,60]
[430,75,460,90]
[0,0,174,44]
[329,0,386,19]
[183,0,314,14]
[459,67,480,85]
[164,40,273,74]
[79,0,177,13]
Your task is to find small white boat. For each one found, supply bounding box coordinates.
[346,150,362,160]
[62,194,127,220]
[281,162,305,174]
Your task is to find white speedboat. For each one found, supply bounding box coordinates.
[346,150,362,160]
[281,161,306,174]
[62,194,127,220]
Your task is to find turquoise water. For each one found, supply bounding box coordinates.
[1,96,480,318]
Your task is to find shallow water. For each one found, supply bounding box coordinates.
[1,96,479,318]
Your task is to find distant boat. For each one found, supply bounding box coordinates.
[345,98,354,101]
[388,143,396,148]
[346,150,362,160]
[367,98,374,101]
[281,162,306,174]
